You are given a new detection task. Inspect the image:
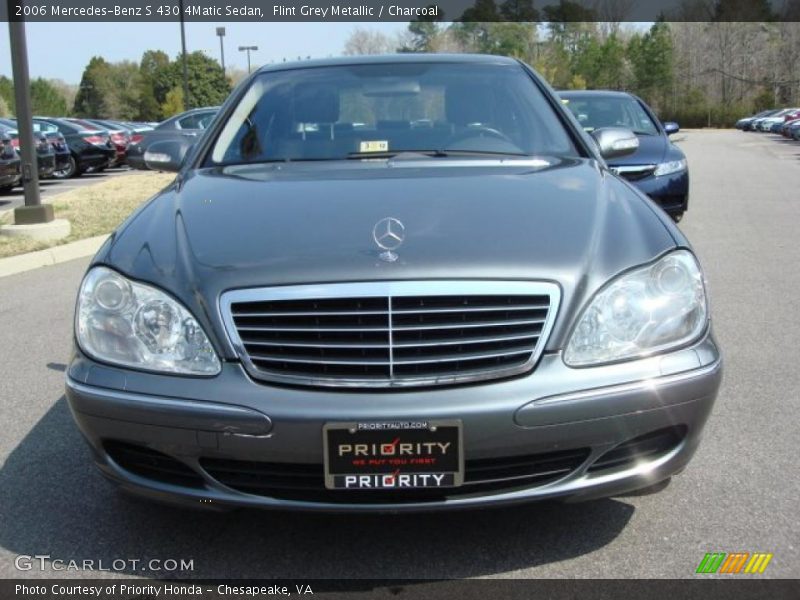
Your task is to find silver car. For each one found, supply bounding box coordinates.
[66,55,721,511]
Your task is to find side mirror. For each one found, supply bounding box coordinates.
[590,127,639,159]
[663,121,680,135]
[144,139,193,172]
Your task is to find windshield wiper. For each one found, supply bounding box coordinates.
[346,149,531,159]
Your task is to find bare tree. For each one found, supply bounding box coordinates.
[343,28,398,56]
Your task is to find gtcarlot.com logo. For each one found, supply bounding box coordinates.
[696,552,773,574]
[14,554,194,572]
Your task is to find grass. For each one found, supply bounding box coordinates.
[0,172,174,259]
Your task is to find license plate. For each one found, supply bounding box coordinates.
[323,420,463,490]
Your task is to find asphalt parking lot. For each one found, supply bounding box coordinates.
[0,130,798,579]
[0,166,136,215]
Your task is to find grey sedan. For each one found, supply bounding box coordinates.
[66,54,721,511]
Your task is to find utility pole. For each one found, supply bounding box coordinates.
[1,18,69,240]
[239,45,258,73]
[179,0,190,110]
[8,19,43,222]
[216,27,226,73]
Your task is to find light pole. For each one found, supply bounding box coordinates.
[216,27,226,73]
[8,19,42,220]
[178,0,189,110]
[1,18,69,240]
[239,45,258,73]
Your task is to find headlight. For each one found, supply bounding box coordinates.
[76,266,221,375]
[653,158,687,177]
[564,250,707,367]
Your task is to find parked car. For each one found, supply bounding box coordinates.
[83,119,135,167]
[779,111,800,137]
[0,119,56,179]
[61,118,125,168]
[66,54,721,512]
[0,126,21,193]
[126,107,218,170]
[736,109,778,131]
[29,120,72,174]
[560,90,689,221]
[789,120,800,140]
[33,117,116,178]
[757,108,798,132]
[750,109,787,131]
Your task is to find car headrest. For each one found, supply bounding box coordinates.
[294,84,339,124]
[376,120,411,130]
[446,84,495,126]
[591,106,621,129]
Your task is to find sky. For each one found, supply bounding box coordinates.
[0,21,408,83]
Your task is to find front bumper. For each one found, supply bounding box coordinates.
[37,153,55,178]
[66,332,721,512]
[625,170,689,216]
[0,157,21,186]
[78,148,115,170]
[54,151,70,172]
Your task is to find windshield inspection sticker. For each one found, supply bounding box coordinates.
[359,140,389,153]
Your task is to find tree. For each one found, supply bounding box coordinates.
[73,56,113,117]
[628,21,673,110]
[343,28,398,55]
[160,86,184,118]
[137,50,171,121]
[401,10,443,52]
[500,0,538,20]
[115,61,142,119]
[178,51,231,109]
[0,76,14,114]
[0,95,9,118]
[543,2,597,55]
[48,79,78,115]
[30,78,68,115]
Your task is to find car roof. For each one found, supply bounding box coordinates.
[558,90,635,99]
[255,53,519,74]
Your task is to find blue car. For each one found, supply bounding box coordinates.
[560,90,688,221]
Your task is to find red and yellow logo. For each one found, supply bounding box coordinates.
[696,552,773,574]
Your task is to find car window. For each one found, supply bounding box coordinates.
[178,111,216,130]
[32,121,58,134]
[208,63,578,165]
[562,95,659,136]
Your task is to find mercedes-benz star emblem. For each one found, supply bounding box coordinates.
[372,217,405,262]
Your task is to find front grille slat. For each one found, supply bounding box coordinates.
[223,282,558,388]
[392,318,546,331]
[393,347,533,365]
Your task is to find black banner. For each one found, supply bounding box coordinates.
[2,0,800,22]
[3,579,800,600]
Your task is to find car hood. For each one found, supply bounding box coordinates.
[97,158,678,357]
[606,133,669,167]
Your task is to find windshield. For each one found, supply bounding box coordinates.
[561,94,659,136]
[207,63,577,165]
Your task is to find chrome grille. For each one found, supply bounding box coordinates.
[612,164,657,181]
[221,281,559,388]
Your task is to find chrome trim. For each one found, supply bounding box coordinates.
[533,357,722,406]
[66,378,273,436]
[611,164,656,175]
[219,280,561,388]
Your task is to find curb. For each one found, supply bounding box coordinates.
[0,234,107,278]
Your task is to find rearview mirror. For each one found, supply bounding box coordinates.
[144,139,193,172]
[590,127,639,159]
[663,121,680,135]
